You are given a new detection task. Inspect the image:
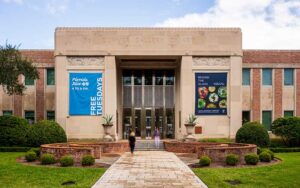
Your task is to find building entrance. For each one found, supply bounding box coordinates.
[122,70,175,139]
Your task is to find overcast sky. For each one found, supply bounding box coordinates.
[0,0,300,49]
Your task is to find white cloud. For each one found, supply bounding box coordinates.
[156,0,300,49]
[2,0,23,5]
[46,0,68,15]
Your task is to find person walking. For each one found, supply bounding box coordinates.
[128,129,136,155]
[154,127,160,149]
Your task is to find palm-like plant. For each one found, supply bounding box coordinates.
[185,114,198,125]
[102,114,113,125]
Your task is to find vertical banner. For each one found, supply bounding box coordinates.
[69,72,103,115]
[195,73,227,115]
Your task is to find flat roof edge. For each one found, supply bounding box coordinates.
[55,27,241,31]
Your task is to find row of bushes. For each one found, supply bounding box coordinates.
[236,116,300,147]
[24,151,95,167]
[0,116,67,147]
[199,149,275,166]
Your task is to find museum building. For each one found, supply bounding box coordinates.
[0,27,300,140]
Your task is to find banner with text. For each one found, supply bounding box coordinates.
[69,72,103,116]
[195,72,227,115]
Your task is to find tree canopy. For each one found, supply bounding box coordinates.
[0,43,39,95]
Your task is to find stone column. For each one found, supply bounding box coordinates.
[180,56,194,138]
[104,56,117,139]
[229,55,243,138]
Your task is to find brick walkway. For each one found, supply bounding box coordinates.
[92,151,207,188]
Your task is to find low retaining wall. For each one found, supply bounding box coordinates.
[164,141,257,164]
[41,141,129,162]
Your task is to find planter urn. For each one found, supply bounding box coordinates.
[102,124,113,142]
[184,123,196,141]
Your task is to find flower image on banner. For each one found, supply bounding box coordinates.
[195,73,227,115]
[69,72,103,116]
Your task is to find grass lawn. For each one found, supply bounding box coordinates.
[0,152,105,188]
[194,152,300,188]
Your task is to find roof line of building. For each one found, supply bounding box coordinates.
[55,27,241,31]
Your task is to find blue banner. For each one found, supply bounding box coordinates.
[69,72,103,116]
[195,73,227,115]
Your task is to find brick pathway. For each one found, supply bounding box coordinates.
[92,151,207,188]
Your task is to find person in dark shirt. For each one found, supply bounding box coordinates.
[128,129,136,155]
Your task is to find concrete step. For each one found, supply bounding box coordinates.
[135,140,165,151]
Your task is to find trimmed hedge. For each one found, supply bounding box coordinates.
[27,120,67,147]
[25,151,37,162]
[236,122,270,147]
[226,154,239,166]
[259,152,271,162]
[60,156,74,167]
[0,116,30,146]
[0,146,32,152]
[272,117,300,147]
[244,153,259,165]
[261,149,274,160]
[199,156,211,167]
[29,148,41,157]
[41,154,56,165]
[270,147,300,153]
[81,155,95,166]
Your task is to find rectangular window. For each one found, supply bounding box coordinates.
[2,110,13,116]
[242,68,250,85]
[25,111,35,124]
[284,111,294,117]
[262,111,272,131]
[47,111,55,120]
[284,69,294,86]
[47,69,55,85]
[25,77,34,86]
[262,68,272,86]
[242,111,250,124]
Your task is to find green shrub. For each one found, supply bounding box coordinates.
[272,117,300,147]
[81,155,95,166]
[244,153,259,165]
[257,147,262,155]
[0,116,30,146]
[226,154,239,166]
[261,149,274,160]
[41,154,56,165]
[199,156,211,167]
[236,122,270,147]
[29,148,40,157]
[27,120,67,147]
[270,147,300,153]
[25,151,37,162]
[259,152,271,162]
[270,139,286,148]
[0,146,32,152]
[60,156,74,167]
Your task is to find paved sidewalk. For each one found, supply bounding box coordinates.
[92,151,207,188]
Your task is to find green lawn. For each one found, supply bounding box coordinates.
[194,152,300,188]
[0,152,105,188]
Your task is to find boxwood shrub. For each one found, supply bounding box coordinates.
[236,122,270,147]
[29,148,41,157]
[60,156,74,167]
[259,152,271,162]
[81,155,95,166]
[41,154,56,165]
[199,156,211,167]
[27,120,67,147]
[225,154,239,166]
[0,116,30,146]
[244,153,259,165]
[261,149,274,160]
[270,147,300,153]
[272,117,300,147]
[25,151,37,162]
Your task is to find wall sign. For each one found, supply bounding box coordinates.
[69,72,103,115]
[195,73,227,115]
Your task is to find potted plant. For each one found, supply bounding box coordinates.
[102,114,114,141]
[184,114,198,141]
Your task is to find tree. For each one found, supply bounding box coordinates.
[0,43,39,95]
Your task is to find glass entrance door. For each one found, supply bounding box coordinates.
[122,70,175,139]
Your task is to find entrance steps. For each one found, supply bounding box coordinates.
[135,140,165,151]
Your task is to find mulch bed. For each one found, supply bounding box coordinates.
[188,158,281,168]
[16,157,110,168]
